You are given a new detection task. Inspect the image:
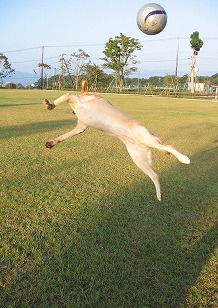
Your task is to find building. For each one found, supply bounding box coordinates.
[188,82,205,92]
[211,84,218,99]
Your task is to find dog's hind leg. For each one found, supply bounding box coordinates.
[151,142,190,164]
[46,121,88,149]
[125,141,162,201]
[134,126,190,165]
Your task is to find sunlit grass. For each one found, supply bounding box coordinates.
[1,89,217,307]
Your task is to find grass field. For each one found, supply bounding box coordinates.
[1,89,217,307]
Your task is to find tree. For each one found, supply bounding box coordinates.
[101,33,142,92]
[0,53,14,85]
[163,74,171,87]
[189,31,203,93]
[38,62,51,88]
[190,31,204,55]
[211,73,218,85]
[65,49,90,90]
[85,63,104,90]
[57,54,68,89]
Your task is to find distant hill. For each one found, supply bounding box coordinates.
[4,71,38,86]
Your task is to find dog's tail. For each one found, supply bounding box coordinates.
[81,80,88,95]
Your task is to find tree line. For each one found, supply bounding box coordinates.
[1,31,217,92]
[34,71,218,93]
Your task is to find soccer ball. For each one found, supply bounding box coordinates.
[136,3,167,35]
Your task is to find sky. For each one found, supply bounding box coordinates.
[1,0,218,83]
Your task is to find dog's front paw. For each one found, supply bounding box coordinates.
[45,141,55,149]
[46,139,60,148]
[43,99,55,110]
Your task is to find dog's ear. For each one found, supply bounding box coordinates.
[81,80,88,95]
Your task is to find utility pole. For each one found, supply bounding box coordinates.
[175,38,179,90]
[41,46,44,89]
[190,48,196,94]
[189,31,203,94]
[175,38,179,78]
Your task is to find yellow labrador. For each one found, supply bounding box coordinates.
[44,80,190,201]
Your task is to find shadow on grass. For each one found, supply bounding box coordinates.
[1,145,217,307]
[0,103,40,107]
[0,119,76,139]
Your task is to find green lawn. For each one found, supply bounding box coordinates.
[0,89,217,307]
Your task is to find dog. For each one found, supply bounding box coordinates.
[44,80,190,201]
